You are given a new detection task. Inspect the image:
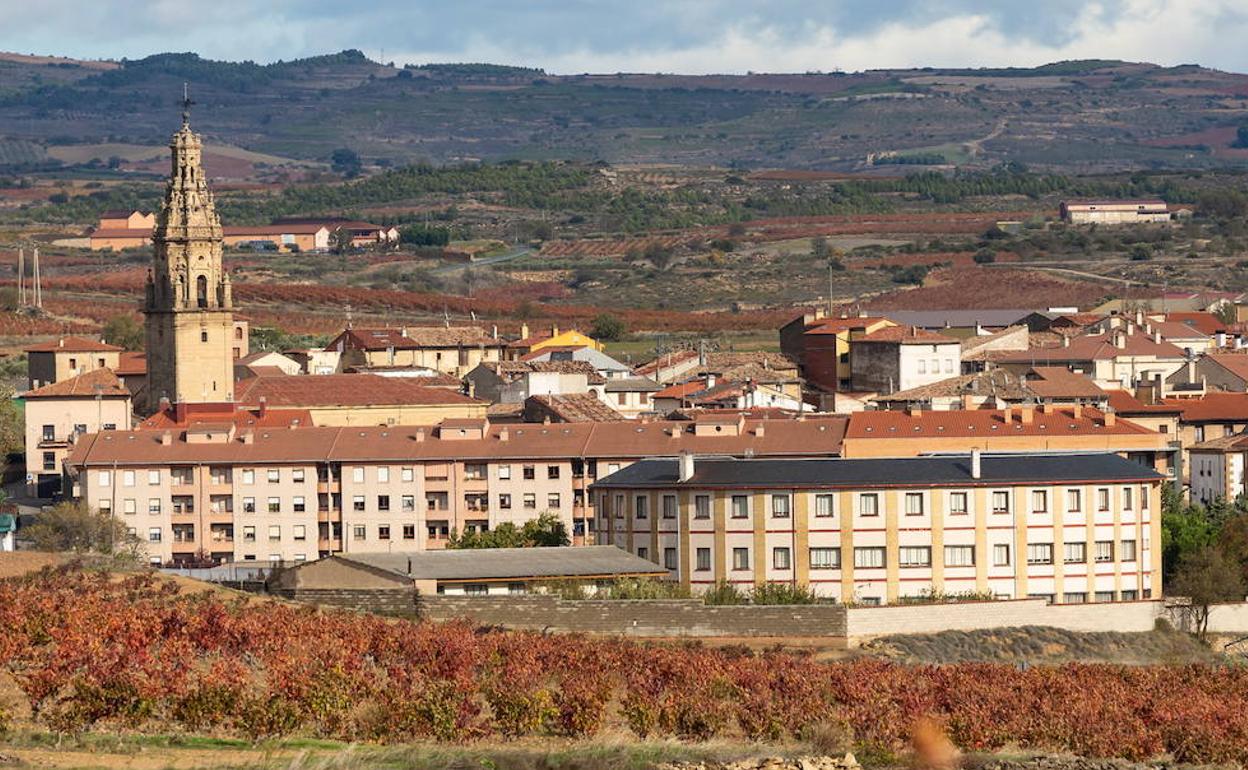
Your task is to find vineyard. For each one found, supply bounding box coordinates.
[2,567,1248,764]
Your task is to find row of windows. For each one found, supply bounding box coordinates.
[604,486,1150,520]
[140,524,309,543]
[650,539,1141,572]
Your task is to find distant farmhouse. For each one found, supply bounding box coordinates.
[1060,200,1173,225]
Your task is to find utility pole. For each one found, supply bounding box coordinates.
[17,247,24,307]
[828,258,835,316]
[32,246,41,309]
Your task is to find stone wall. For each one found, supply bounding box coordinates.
[845,599,1166,644]
[277,587,418,615]
[418,595,848,639]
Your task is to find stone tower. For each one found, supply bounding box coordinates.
[144,107,235,413]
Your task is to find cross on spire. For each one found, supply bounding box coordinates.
[180,82,195,126]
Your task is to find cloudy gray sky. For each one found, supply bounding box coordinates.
[3,0,1248,74]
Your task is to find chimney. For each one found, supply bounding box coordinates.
[706,372,716,389]
[1002,405,1014,423]
[159,395,171,414]
[907,404,922,418]
[1187,358,1196,382]
[1113,331,1126,349]
[1103,407,1116,427]
[520,323,530,340]
[174,400,188,424]
[1135,308,1144,326]
[241,430,254,445]
[551,325,559,338]
[58,337,64,348]
[1072,404,1083,419]
[1153,331,1162,344]
[498,427,509,441]
[970,448,982,480]
[1062,335,1070,348]
[257,396,268,418]
[415,428,426,442]
[754,423,765,437]
[1042,402,1055,415]
[1020,404,1035,424]
[159,430,172,446]
[678,450,695,482]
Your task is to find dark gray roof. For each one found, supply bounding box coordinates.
[343,545,666,582]
[878,309,1036,329]
[591,453,1162,490]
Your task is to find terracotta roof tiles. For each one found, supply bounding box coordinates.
[24,368,129,399]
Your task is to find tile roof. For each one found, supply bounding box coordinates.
[222,224,327,236]
[25,336,122,353]
[854,325,959,344]
[1163,312,1226,336]
[1103,390,1183,415]
[344,546,666,582]
[139,403,313,430]
[484,360,606,384]
[993,331,1186,363]
[603,377,662,392]
[1150,320,1210,341]
[235,374,483,408]
[1161,392,1248,422]
[70,415,849,467]
[634,350,697,376]
[329,326,500,351]
[1202,354,1248,383]
[115,351,146,376]
[1189,434,1248,451]
[803,317,893,335]
[524,394,626,422]
[868,309,1035,329]
[845,405,1153,439]
[593,453,1164,490]
[1025,367,1106,399]
[23,368,129,399]
[874,370,1032,403]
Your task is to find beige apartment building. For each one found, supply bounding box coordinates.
[23,369,132,495]
[67,414,850,565]
[591,452,1163,605]
[26,337,123,390]
[328,327,509,378]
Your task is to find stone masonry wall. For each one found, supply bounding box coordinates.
[418,595,848,638]
[277,587,418,615]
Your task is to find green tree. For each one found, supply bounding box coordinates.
[101,314,144,351]
[330,227,354,255]
[0,286,18,312]
[811,236,832,259]
[1233,125,1248,150]
[1129,243,1153,261]
[644,241,674,270]
[1171,546,1247,637]
[590,313,626,342]
[973,248,997,264]
[447,511,569,549]
[1213,302,1238,326]
[330,147,361,177]
[23,501,142,558]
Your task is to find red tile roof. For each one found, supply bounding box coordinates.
[24,368,129,399]
[1163,312,1226,336]
[25,336,122,353]
[804,317,893,335]
[329,326,500,351]
[88,228,152,240]
[854,325,958,344]
[845,405,1154,439]
[994,331,1185,363]
[1161,392,1248,422]
[235,374,483,408]
[1025,367,1106,399]
[139,403,312,430]
[524,394,625,422]
[115,351,146,376]
[1203,354,1248,383]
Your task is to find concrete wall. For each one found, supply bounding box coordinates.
[845,598,1166,643]
[418,594,848,639]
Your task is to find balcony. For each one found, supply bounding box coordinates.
[37,437,71,449]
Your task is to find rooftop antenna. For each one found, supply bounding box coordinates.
[180,82,195,126]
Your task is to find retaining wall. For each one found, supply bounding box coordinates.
[277,587,418,615]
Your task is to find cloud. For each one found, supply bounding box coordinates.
[2,0,1248,74]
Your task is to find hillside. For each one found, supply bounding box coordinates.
[2,52,1248,172]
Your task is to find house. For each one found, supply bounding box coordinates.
[992,327,1187,389]
[871,367,1106,412]
[508,325,604,356]
[222,224,330,253]
[849,325,961,395]
[464,360,603,404]
[779,309,896,392]
[599,377,662,418]
[98,210,156,230]
[115,352,148,396]
[232,350,303,379]
[960,326,1031,372]
[25,337,123,390]
[869,309,1036,339]
[1187,434,1248,506]
[523,394,626,423]
[1060,200,1171,224]
[275,547,667,598]
[521,346,633,379]
[651,375,804,414]
[327,326,507,378]
[1168,353,1248,392]
[591,451,1162,605]
[23,368,132,497]
[88,210,156,251]
[66,414,850,563]
[234,373,487,427]
[285,348,342,375]
[271,218,399,248]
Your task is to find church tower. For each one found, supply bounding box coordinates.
[144,98,235,413]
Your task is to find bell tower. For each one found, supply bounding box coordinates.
[144,91,235,413]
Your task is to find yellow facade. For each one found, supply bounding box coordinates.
[528,329,604,353]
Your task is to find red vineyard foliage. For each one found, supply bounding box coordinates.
[3,567,1248,761]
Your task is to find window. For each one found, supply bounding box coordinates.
[40,424,54,442]
[243,497,255,513]
[771,494,791,518]
[944,358,954,373]
[1121,539,1137,562]
[401,467,415,482]
[352,495,365,512]
[353,525,366,541]
[854,547,886,569]
[1095,541,1114,562]
[497,465,511,480]
[547,465,560,480]
[662,495,677,519]
[1097,488,1110,512]
[993,543,1011,566]
[635,496,648,519]
[378,495,390,511]
[732,547,750,570]
[148,498,161,514]
[547,493,560,509]
[1026,543,1053,565]
[378,467,390,483]
[617,392,627,406]
[1064,592,1087,604]
[814,494,835,518]
[148,527,162,543]
[352,467,365,483]
[1031,490,1048,513]
[42,452,55,471]
[1141,485,1151,510]
[378,524,391,541]
[899,546,931,568]
[464,584,489,597]
[73,423,87,436]
[810,547,841,569]
[289,467,304,483]
[1066,489,1082,512]
[293,496,306,513]
[464,464,486,480]
[1095,591,1115,603]
[904,493,924,516]
[523,465,535,480]
[918,359,926,374]
[268,525,281,542]
[293,525,306,541]
[267,497,280,513]
[123,498,136,514]
[664,547,678,570]
[991,491,1010,513]
[242,526,256,543]
[267,469,280,483]
[103,423,116,431]
[498,494,511,510]
[508,582,527,595]
[403,524,416,540]
[695,495,711,519]
[1123,486,1134,510]
[523,493,536,509]
[637,547,648,560]
[731,495,749,518]
[949,492,968,515]
[858,493,879,517]
[98,499,112,513]
[773,547,792,570]
[945,545,975,567]
[1121,589,1138,601]
[696,547,711,571]
[241,469,254,485]
[200,329,208,342]
[148,470,161,485]
[401,495,415,512]
[613,494,623,518]
[1064,542,1086,564]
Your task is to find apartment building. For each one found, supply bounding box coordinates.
[26,337,123,390]
[233,373,487,426]
[328,326,508,378]
[850,325,962,394]
[994,328,1187,389]
[591,451,1163,605]
[67,413,849,565]
[23,369,131,496]
[779,309,896,392]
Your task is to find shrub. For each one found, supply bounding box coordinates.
[750,582,819,605]
[701,580,748,605]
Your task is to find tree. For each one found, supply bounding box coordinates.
[590,313,626,342]
[1213,302,1238,326]
[447,512,569,549]
[23,501,142,558]
[1234,125,1248,149]
[330,227,354,255]
[973,248,997,264]
[1129,243,1153,261]
[102,314,144,351]
[0,286,18,312]
[329,147,361,177]
[1171,546,1246,637]
[644,241,674,270]
[811,236,831,259]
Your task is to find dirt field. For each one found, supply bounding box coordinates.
[0,552,67,578]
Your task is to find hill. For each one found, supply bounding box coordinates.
[2,52,1248,172]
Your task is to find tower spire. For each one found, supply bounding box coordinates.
[181,82,194,127]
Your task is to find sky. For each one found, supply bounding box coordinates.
[3,0,1248,75]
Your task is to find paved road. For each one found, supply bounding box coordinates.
[431,245,532,275]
